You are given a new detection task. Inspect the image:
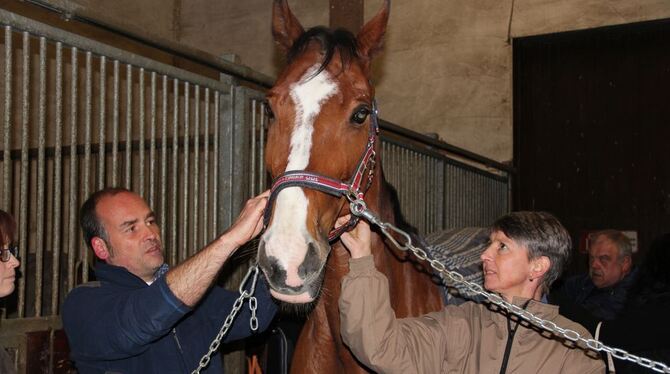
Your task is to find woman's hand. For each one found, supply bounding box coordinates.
[336,215,372,259]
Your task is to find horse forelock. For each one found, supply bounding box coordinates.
[287,26,359,77]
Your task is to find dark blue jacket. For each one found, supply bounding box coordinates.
[62,262,277,374]
[558,267,639,321]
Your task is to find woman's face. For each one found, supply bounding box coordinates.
[0,237,20,298]
[480,230,534,301]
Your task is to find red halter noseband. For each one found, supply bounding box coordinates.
[263,101,380,242]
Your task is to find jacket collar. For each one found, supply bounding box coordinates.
[484,296,560,339]
[94,262,152,288]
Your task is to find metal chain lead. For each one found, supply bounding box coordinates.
[191,265,261,374]
[349,198,670,374]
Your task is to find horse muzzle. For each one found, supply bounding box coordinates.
[257,237,328,304]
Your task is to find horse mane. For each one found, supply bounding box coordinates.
[287,26,359,77]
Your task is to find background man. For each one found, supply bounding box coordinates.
[554,229,637,320]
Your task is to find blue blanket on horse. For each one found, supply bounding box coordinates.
[425,227,489,305]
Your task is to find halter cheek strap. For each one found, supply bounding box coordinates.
[264,101,380,242]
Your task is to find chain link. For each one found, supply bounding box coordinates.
[348,198,670,374]
[191,265,261,374]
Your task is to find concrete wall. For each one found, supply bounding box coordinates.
[364,0,670,162]
[43,0,670,161]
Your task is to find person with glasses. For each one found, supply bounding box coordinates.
[0,209,19,298]
[0,209,19,374]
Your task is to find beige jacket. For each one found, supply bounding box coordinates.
[339,255,605,374]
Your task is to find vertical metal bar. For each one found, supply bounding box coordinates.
[97,55,106,190]
[259,100,266,192]
[435,159,441,230]
[192,85,199,252]
[412,151,417,226]
[423,155,428,233]
[250,100,256,196]
[82,51,92,283]
[428,156,433,232]
[182,82,190,259]
[403,148,409,224]
[35,36,47,317]
[2,26,12,209]
[124,64,132,189]
[111,60,119,186]
[67,46,78,292]
[418,153,423,230]
[203,88,209,246]
[212,91,219,237]
[17,31,29,318]
[149,71,157,208]
[170,79,178,266]
[429,157,434,230]
[51,41,63,315]
[160,75,167,240]
[444,162,450,230]
[411,150,417,228]
[138,68,145,197]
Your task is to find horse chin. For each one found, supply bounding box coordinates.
[270,289,316,304]
[268,268,325,313]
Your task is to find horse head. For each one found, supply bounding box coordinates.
[258,0,390,304]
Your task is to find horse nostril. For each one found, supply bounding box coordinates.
[298,242,321,279]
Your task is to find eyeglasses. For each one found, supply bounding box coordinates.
[0,244,18,262]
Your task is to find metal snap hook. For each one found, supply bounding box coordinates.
[350,199,367,216]
[239,265,259,295]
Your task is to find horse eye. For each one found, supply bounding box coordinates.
[350,107,370,125]
[263,102,275,121]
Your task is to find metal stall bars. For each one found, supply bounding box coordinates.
[380,121,511,235]
[0,8,249,371]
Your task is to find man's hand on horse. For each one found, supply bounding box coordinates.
[337,215,372,259]
[225,190,270,248]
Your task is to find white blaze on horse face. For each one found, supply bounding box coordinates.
[263,65,338,288]
[286,65,338,170]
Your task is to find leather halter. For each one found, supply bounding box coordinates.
[263,101,379,242]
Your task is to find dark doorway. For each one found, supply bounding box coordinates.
[513,19,670,274]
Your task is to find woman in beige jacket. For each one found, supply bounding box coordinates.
[338,211,605,374]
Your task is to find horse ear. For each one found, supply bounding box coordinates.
[356,0,390,60]
[272,0,305,51]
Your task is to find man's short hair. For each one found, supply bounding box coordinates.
[80,187,131,251]
[491,211,571,293]
[589,229,632,260]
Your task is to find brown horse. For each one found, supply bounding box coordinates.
[258,1,443,372]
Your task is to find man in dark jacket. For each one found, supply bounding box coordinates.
[62,187,277,373]
[555,229,637,321]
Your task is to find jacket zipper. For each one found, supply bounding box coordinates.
[173,328,184,353]
[498,325,517,374]
[499,300,531,374]
[172,328,190,372]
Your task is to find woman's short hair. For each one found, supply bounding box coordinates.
[491,211,571,293]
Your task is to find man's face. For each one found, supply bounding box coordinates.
[588,236,630,289]
[95,192,164,282]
